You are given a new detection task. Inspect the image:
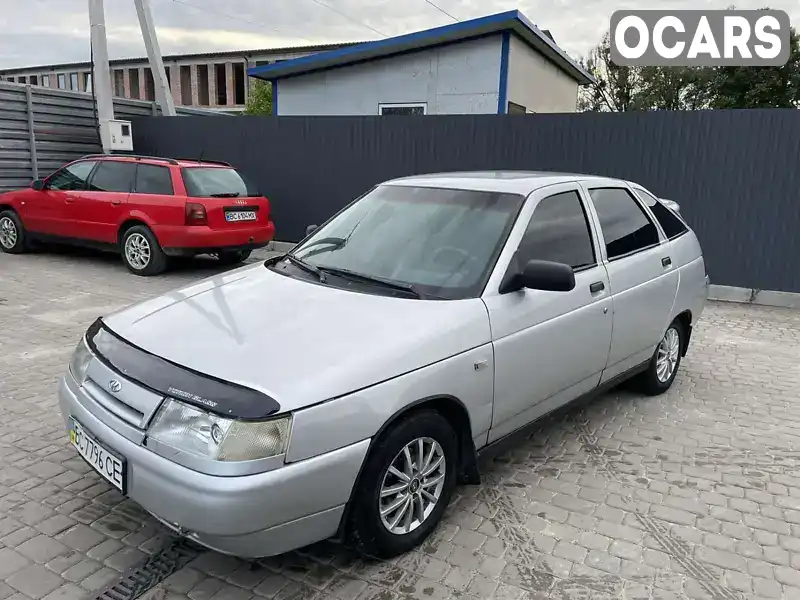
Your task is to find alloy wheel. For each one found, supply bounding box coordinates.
[0,216,18,250]
[656,327,680,383]
[124,233,151,270]
[378,437,446,535]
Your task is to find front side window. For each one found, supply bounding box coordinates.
[518,190,596,270]
[88,161,137,193]
[632,187,688,240]
[287,185,525,300]
[47,161,97,191]
[589,188,660,260]
[181,167,259,197]
[135,164,174,195]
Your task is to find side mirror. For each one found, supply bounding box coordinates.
[31,179,45,191]
[305,224,318,237]
[500,259,575,294]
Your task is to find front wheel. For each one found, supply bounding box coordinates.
[217,249,252,266]
[0,210,28,254]
[636,319,684,395]
[120,225,168,276]
[348,410,458,559]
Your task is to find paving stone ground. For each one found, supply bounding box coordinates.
[2,245,800,600]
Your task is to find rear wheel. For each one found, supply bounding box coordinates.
[217,249,252,266]
[0,210,28,254]
[636,318,684,395]
[120,225,167,276]
[348,410,458,559]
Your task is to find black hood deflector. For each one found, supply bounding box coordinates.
[85,318,281,421]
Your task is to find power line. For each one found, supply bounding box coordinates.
[170,0,316,43]
[307,0,387,38]
[424,0,459,22]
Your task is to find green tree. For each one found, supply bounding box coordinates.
[244,79,273,115]
[578,32,643,112]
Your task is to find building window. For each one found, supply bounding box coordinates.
[7,76,15,83]
[233,62,245,105]
[378,103,426,116]
[57,74,66,89]
[113,69,125,96]
[507,101,527,114]
[180,65,192,105]
[69,72,79,91]
[30,75,38,86]
[197,64,209,105]
[42,75,50,87]
[255,60,272,67]
[144,68,155,100]
[215,63,226,105]
[130,69,140,99]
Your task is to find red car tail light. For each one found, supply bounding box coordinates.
[185,202,207,226]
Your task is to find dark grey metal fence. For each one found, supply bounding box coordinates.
[130,110,800,294]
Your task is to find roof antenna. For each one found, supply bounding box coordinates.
[197,148,204,164]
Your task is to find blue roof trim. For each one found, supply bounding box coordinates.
[247,10,595,86]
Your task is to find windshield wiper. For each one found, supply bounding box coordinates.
[210,192,240,198]
[315,266,423,298]
[283,254,323,279]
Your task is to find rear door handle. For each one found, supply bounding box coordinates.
[589,281,605,293]
[111,200,121,206]
[662,257,672,267]
[65,198,74,203]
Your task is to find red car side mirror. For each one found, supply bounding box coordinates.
[31,179,45,191]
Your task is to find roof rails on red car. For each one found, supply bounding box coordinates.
[175,158,232,167]
[80,153,179,165]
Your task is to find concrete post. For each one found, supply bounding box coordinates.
[133,0,176,116]
[88,0,115,152]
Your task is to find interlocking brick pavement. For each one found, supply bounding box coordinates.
[2,245,800,600]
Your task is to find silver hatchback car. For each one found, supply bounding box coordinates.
[59,172,708,559]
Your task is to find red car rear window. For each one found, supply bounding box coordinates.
[180,167,260,198]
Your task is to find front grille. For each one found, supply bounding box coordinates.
[82,377,146,428]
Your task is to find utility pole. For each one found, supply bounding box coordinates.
[88,0,115,152]
[133,0,176,116]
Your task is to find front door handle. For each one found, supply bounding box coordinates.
[662,256,672,267]
[111,200,121,206]
[65,198,74,203]
[589,281,605,293]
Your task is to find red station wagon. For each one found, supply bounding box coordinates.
[0,154,276,275]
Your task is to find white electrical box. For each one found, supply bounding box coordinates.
[106,119,134,152]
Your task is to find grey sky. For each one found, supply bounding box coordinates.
[1,0,798,69]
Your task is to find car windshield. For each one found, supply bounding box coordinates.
[181,167,260,197]
[288,184,525,300]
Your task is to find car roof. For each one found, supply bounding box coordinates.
[382,171,630,195]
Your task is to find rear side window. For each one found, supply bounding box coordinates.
[633,187,688,240]
[181,167,259,198]
[88,161,137,193]
[47,161,97,191]
[135,164,174,195]
[518,190,596,270]
[589,188,660,260]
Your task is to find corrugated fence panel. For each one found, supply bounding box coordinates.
[0,81,224,191]
[130,110,800,293]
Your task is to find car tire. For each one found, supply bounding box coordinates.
[217,249,252,266]
[120,225,168,276]
[636,318,685,396]
[0,210,29,254]
[348,410,458,559]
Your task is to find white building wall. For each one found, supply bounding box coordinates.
[505,35,579,113]
[276,36,503,116]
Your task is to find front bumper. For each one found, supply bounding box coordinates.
[58,374,368,558]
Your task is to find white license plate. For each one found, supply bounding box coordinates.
[225,211,257,222]
[69,418,126,493]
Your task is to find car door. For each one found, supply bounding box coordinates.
[483,183,614,443]
[584,185,679,383]
[24,160,97,236]
[76,160,137,243]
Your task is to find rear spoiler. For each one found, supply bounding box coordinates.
[659,198,681,213]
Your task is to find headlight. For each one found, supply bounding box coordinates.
[147,399,291,462]
[68,337,93,384]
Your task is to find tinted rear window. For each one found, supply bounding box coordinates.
[181,167,259,198]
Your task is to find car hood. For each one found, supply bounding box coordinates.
[102,263,491,412]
